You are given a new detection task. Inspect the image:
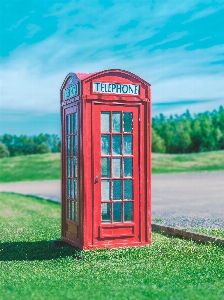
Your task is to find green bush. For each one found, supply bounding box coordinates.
[0,142,9,158]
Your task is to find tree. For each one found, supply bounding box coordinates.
[0,143,9,158]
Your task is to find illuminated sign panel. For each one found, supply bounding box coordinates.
[93,82,140,95]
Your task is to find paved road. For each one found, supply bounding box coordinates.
[1,172,224,229]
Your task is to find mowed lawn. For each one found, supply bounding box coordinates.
[0,193,224,300]
[0,150,224,182]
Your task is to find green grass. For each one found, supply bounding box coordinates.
[0,153,60,182]
[0,193,223,300]
[187,228,224,239]
[0,150,224,183]
[152,150,224,174]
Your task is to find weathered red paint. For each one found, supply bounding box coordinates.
[60,69,151,250]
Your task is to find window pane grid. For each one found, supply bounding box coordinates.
[66,112,79,223]
[101,111,134,224]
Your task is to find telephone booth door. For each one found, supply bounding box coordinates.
[93,104,140,244]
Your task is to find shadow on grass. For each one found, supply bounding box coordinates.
[0,240,82,261]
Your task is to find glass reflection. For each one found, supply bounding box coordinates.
[124,202,133,222]
[112,112,121,132]
[67,136,71,156]
[101,135,110,155]
[124,180,133,199]
[112,180,122,200]
[113,202,122,222]
[112,135,121,155]
[67,115,71,134]
[124,112,133,132]
[67,158,71,177]
[101,180,110,200]
[101,158,110,178]
[124,135,133,155]
[124,158,133,177]
[101,112,110,132]
[112,158,122,178]
[102,203,111,223]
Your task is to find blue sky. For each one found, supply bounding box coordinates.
[0,0,224,135]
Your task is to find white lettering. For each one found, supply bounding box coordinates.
[93,82,140,95]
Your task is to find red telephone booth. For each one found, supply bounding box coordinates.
[60,69,151,250]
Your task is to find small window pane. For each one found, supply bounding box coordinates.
[70,179,74,199]
[124,112,133,132]
[112,158,122,178]
[67,136,71,156]
[124,180,133,200]
[71,201,75,221]
[101,158,110,178]
[74,135,78,155]
[101,112,110,132]
[74,158,78,177]
[73,113,78,134]
[101,180,110,200]
[124,135,133,155]
[74,201,78,222]
[74,180,78,200]
[101,134,110,155]
[67,115,71,134]
[124,158,133,177]
[113,202,122,222]
[67,179,71,198]
[112,112,121,132]
[124,202,133,222]
[112,180,122,200]
[67,158,71,177]
[112,135,121,155]
[67,199,71,219]
[102,203,111,223]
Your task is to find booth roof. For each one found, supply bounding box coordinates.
[75,72,97,80]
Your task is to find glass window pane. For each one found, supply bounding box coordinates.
[67,115,71,134]
[70,179,74,199]
[113,202,122,222]
[112,112,121,132]
[101,112,110,132]
[124,180,133,199]
[112,158,122,178]
[75,202,78,222]
[74,180,78,200]
[71,201,75,221]
[112,180,122,200]
[67,179,71,198]
[101,135,110,155]
[101,180,110,200]
[112,135,121,155]
[67,136,71,156]
[74,158,78,177]
[74,135,78,155]
[124,112,133,132]
[67,158,71,177]
[70,158,74,177]
[70,136,74,156]
[73,113,78,134]
[124,202,133,222]
[124,158,133,177]
[102,203,111,223]
[67,199,71,219]
[101,158,110,178]
[124,135,133,155]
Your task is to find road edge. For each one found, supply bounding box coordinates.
[152,222,224,246]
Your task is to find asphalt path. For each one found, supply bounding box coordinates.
[1,171,224,229]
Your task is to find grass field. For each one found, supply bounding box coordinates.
[0,192,223,300]
[0,150,224,183]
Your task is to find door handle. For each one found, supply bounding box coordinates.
[95,176,98,183]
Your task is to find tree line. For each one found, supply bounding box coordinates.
[0,134,60,158]
[152,106,224,153]
[0,106,224,158]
